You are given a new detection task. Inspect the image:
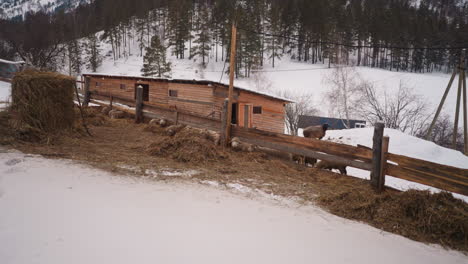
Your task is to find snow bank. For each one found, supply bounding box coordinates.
[0,81,10,102]
[0,149,466,264]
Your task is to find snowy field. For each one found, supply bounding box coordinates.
[0,148,467,264]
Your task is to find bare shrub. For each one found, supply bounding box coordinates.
[355,80,430,135]
[280,91,317,136]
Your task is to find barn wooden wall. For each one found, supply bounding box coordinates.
[86,76,285,133]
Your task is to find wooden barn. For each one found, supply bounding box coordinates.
[82,74,292,133]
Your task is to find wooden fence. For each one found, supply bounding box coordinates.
[81,86,468,196]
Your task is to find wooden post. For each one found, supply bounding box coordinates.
[378,136,390,192]
[462,62,467,155]
[220,99,229,146]
[224,23,237,146]
[426,69,457,139]
[453,60,464,149]
[175,111,179,125]
[135,85,143,124]
[110,96,113,108]
[371,122,385,190]
[83,76,91,107]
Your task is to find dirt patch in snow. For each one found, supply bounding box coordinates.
[0,106,467,252]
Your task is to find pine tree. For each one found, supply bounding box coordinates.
[67,39,82,76]
[191,3,212,67]
[265,4,283,68]
[141,35,172,78]
[84,34,102,72]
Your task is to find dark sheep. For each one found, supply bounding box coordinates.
[316,160,347,175]
[303,124,329,140]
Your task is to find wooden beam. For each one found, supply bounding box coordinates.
[453,59,464,149]
[378,136,390,192]
[83,77,91,107]
[225,23,237,146]
[231,126,373,161]
[426,69,457,139]
[386,164,468,196]
[236,134,373,171]
[462,57,467,155]
[371,123,385,189]
[220,99,229,146]
[135,85,143,124]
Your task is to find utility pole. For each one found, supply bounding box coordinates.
[426,50,467,155]
[224,23,237,146]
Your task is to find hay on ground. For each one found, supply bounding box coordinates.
[147,127,229,163]
[319,188,468,251]
[10,70,75,133]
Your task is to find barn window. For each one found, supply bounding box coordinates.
[95,82,101,87]
[169,90,178,97]
[120,84,126,90]
[253,106,262,114]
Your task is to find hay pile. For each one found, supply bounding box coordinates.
[10,70,75,133]
[147,127,229,163]
[319,188,468,251]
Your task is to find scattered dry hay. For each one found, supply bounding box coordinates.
[10,70,75,133]
[147,127,230,163]
[319,187,468,251]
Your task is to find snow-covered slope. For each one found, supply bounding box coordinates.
[96,44,458,121]
[0,0,90,19]
[0,149,466,264]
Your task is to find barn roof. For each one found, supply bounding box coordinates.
[82,73,293,103]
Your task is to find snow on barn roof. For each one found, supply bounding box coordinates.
[82,72,294,103]
[0,59,25,65]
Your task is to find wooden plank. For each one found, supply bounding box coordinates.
[83,77,91,107]
[386,164,468,196]
[236,134,372,171]
[387,153,468,181]
[231,126,373,161]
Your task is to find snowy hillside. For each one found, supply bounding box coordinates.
[93,40,459,122]
[0,149,466,264]
[0,0,90,19]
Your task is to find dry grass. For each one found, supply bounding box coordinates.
[0,106,466,252]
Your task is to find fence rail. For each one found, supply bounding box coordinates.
[81,81,468,197]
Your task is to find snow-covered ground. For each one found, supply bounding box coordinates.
[0,148,467,264]
[0,81,11,109]
[299,127,468,201]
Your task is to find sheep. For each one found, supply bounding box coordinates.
[231,137,256,152]
[315,160,347,175]
[303,124,329,140]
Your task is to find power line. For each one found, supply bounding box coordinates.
[238,27,468,51]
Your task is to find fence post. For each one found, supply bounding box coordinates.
[371,122,385,190]
[135,85,143,124]
[175,111,179,125]
[378,136,390,192]
[83,77,91,107]
[220,99,229,147]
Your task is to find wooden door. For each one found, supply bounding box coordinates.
[239,103,253,128]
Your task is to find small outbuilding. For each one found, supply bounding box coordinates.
[82,73,292,133]
[299,115,366,130]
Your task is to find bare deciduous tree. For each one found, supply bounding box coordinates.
[417,114,465,151]
[356,80,429,135]
[280,91,317,136]
[323,66,361,128]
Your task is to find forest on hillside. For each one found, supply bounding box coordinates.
[0,0,467,76]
